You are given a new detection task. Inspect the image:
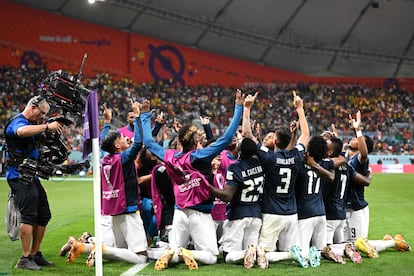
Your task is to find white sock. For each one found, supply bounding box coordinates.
[191,250,217,264]
[171,251,180,263]
[103,247,147,264]
[224,250,245,264]
[329,244,346,256]
[369,240,395,253]
[147,248,168,260]
[81,243,93,253]
[266,251,291,262]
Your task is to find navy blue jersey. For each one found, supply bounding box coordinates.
[256,143,305,215]
[296,159,333,219]
[324,164,356,220]
[225,157,264,221]
[346,154,370,210]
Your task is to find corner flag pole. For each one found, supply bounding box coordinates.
[82,89,102,276]
[92,137,103,276]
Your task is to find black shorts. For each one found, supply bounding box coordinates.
[7,178,51,226]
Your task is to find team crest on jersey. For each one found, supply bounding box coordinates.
[102,164,113,188]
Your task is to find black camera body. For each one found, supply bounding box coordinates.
[17,54,91,183]
[41,70,89,116]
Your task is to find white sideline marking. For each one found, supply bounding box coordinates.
[121,263,150,276]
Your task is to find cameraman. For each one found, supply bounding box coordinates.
[4,96,64,270]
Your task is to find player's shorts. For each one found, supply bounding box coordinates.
[169,208,219,255]
[298,215,326,253]
[7,178,51,226]
[112,212,147,253]
[326,219,346,244]
[259,213,298,252]
[101,214,115,247]
[219,217,262,253]
[344,206,369,242]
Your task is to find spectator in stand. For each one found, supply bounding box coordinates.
[1,66,413,156]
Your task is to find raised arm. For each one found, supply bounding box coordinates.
[152,111,165,137]
[293,91,310,148]
[121,100,143,163]
[192,90,244,161]
[100,103,112,140]
[242,92,259,144]
[349,110,368,163]
[285,120,298,151]
[140,99,166,161]
[200,116,214,141]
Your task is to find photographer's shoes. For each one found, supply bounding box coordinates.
[33,251,55,266]
[15,255,41,270]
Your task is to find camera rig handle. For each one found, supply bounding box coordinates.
[48,116,74,126]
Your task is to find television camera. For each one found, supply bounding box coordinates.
[18,159,90,185]
[40,54,89,117]
[17,54,92,184]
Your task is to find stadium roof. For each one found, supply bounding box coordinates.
[10,0,414,78]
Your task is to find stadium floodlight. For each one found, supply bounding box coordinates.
[88,0,105,4]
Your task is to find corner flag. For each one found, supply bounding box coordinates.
[82,90,100,159]
[82,89,103,276]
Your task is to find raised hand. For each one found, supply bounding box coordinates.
[253,120,262,141]
[349,110,361,131]
[244,92,258,109]
[131,98,141,117]
[293,91,303,109]
[200,116,211,125]
[235,89,245,105]
[102,103,112,123]
[155,111,166,124]
[331,123,338,138]
[173,118,182,132]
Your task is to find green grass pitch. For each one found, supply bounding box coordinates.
[1,173,413,275]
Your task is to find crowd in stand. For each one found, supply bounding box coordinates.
[1,65,413,157]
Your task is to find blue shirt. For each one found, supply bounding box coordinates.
[5,114,40,179]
